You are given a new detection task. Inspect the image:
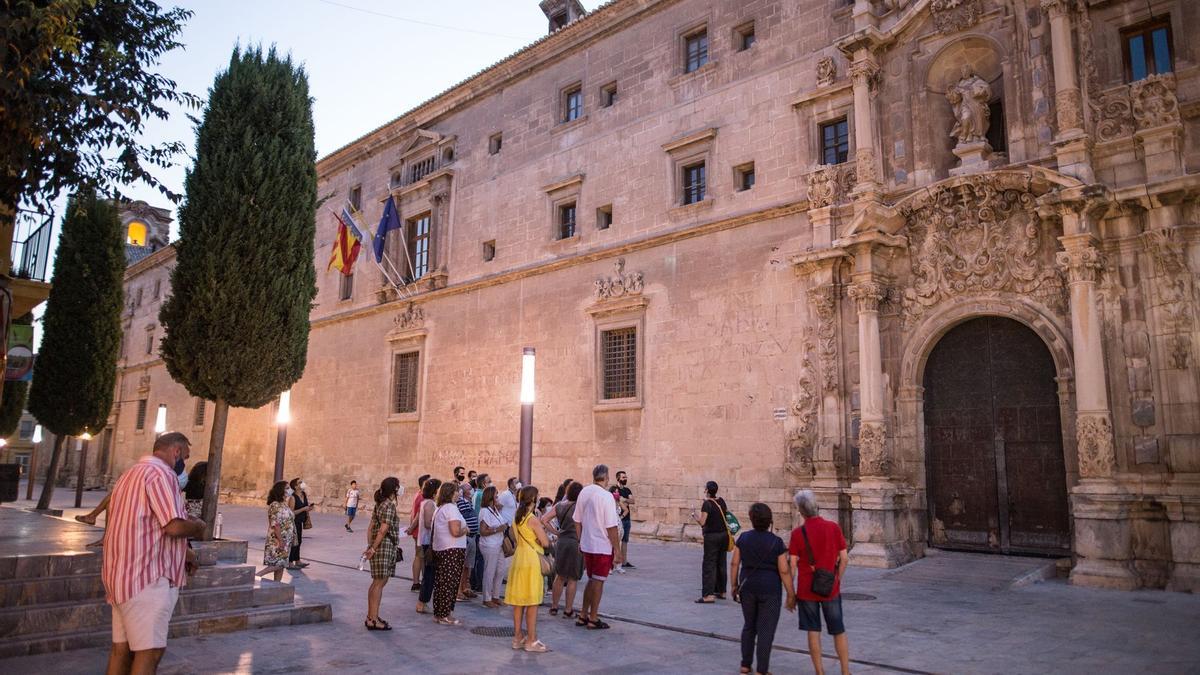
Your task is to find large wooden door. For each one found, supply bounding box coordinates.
[923,317,1070,555]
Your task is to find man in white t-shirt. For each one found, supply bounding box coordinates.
[573,464,623,629]
[498,476,520,523]
[344,480,361,532]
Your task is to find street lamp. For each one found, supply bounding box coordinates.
[518,347,535,486]
[273,390,291,483]
[75,431,91,508]
[154,404,167,437]
[25,425,42,500]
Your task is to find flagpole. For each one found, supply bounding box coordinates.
[327,207,402,291]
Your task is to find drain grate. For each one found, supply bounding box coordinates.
[470,625,516,637]
[841,593,876,601]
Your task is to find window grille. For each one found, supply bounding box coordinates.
[194,398,206,427]
[683,163,706,205]
[602,327,637,400]
[558,203,577,239]
[136,399,148,430]
[393,351,420,414]
[685,31,709,73]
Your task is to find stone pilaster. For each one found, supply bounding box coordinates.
[1041,0,1094,182]
[848,54,880,203]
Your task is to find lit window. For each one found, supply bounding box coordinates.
[126,221,148,246]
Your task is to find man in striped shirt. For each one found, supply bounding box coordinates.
[103,432,204,675]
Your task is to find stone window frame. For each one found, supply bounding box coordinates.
[135,398,148,432]
[588,296,647,412]
[733,20,756,52]
[734,161,756,191]
[482,239,496,262]
[596,204,613,230]
[560,80,585,124]
[386,330,426,423]
[542,174,584,243]
[662,127,717,213]
[488,132,503,155]
[144,324,155,355]
[349,184,362,211]
[680,22,711,74]
[810,103,854,167]
[1120,15,1174,83]
[338,270,354,302]
[600,81,618,108]
[193,398,206,429]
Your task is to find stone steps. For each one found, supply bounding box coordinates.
[0,563,253,607]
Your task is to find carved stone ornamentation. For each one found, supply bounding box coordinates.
[816,57,836,87]
[1131,74,1180,130]
[899,174,1063,326]
[785,339,819,478]
[806,164,857,208]
[1077,2,1134,142]
[847,281,885,314]
[947,64,992,145]
[1039,0,1072,19]
[1143,228,1193,332]
[1055,88,1083,133]
[1076,413,1116,478]
[595,258,644,300]
[858,421,891,477]
[1169,335,1192,370]
[1055,246,1104,284]
[393,302,425,331]
[849,57,879,95]
[930,0,984,35]
[807,285,841,393]
[137,374,152,393]
[854,147,877,185]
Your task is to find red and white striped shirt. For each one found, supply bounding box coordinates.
[102,455,189,605]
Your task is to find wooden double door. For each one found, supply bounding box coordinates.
[923,317,1071,555]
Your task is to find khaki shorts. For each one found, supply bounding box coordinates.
[112,577,180,651]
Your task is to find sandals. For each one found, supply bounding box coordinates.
[562,610,575,618]
[575,616,590,628]
[434,616,463,626]
[548,607,559,616]
[694,597,716,604]
[512,636,526,650]
[586,619,611,630]
[524,640,550,653]
[364,617,392,631]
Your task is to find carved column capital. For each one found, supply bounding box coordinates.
[1056,245,1104,284]
[849,56,880,93]
[847,280,885,313]
[1040,0,1072,20]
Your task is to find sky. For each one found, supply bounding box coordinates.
[119,0,561,234]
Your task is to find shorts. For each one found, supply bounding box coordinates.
[583,552,613,581]
[621,517,631,543]
[798,596,845,636]
[111,577,180,651]
[346,506,357,518]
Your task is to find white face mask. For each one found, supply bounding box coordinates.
[514,482,523,491]
[286,487,294,497]
[299,482,307,491]
[177,472,188,490]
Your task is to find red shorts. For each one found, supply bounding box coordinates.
[583,552,613,580]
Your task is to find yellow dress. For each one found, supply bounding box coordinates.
[505,514,544,606]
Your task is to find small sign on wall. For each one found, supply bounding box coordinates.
[772,407,788,421]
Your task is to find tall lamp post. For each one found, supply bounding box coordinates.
[154,404,167,438]
[273,390,291,483]
[518,348,535,486]
[74,431,91,508]
[25,424,42,500]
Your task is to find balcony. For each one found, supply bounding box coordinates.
[10,220,52,317]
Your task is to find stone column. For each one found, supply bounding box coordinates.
[849,54,880,202]
[1042,0,1094,182]
[1057,230,1137,589]
[848,280,888,477]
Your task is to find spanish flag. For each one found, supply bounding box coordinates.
[327,212,361,276]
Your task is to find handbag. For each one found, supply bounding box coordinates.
[303,512,313,530]
[709,498,735,552]
[502,524,517,558]
[801,525,837,597]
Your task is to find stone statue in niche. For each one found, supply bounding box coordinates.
[947,64,992,145]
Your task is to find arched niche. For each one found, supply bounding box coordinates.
[921,36,1010,179]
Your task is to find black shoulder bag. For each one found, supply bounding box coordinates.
[801,525,836,597]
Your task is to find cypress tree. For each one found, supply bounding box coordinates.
[0,314,34,438]
[29,192,125,510]
[159,46,316,537]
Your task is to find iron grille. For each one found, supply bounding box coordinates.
[135,400,148,430]
[685,31,709,73]
[559,204,576,239]
[393,351,420,413]
[193,399,206,427]
[602,327,637,400]
[683,163,706,205]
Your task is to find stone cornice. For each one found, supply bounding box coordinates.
[124,244,176,281]
[660,127,719,153]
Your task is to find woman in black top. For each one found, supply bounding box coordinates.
[288,477,315,569]
[691,480,729,603]
[730,503,796,675]
[183,461,207,518]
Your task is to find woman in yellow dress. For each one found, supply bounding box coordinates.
[506,485,552,652]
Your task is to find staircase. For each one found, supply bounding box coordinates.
[0,538,331,658]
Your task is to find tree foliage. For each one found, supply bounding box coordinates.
[0,313,33,437]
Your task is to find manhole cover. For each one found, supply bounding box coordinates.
[841,593,876,601]
[470,625,515,637]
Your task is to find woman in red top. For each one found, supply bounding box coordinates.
[787,489,851,675]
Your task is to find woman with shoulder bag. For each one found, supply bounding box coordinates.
[477,485,508,608]
[431,481,467,625]
[287,477,315,569]
[363,477,402,631]
[691,480,730,603]
[787,489,851,675]
[506,485,552,653]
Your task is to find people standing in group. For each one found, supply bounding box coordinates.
[608,485,628,574]
[182,461,207,519]
[363,477,401,631]
[573,464,623,630]
[731,502,796,675]
[415,477,441,614]
[507,485,552,652]
[287,478,315,569]
[789,489,851,675]
[549,481,584,618]
[408,474,430,591]
[499,477,520,523]
[102,432,204,675]
[431,481,467,625]
[615,470,635,569]
[693,480,730,603]
[477,485,508,608]
[456,482,480,600]
[467,469,478,487]
[259,481,297,582]
[345,480,361,533]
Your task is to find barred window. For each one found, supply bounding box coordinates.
[683,162,706,205]
[601,327,637,400]
[193,398,206,427]
[393,351,420,414]
[135,399,148,430]
[685,30,709,73]
[558,202,577,239]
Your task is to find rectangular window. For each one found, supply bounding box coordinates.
[135,288,143,307]
[488,132,503,155]
[986,100,1006,153]
[563,85,583,122]
[597,205,613,230]
[135,399,148,430]
[409,156,436,184]
[601,82,618,107]
[349,185,362,211]
[339,271,354,300]
[406,214,431,281]
[820,118,850,165]
[558,202,577,239]
[145,331,155,355]
[736,22,756,51]
[683,162,706,205]
[736,163,756,191]
[482,240,496,262]
[390,171,403,189]
[193,398,206,427]
[601,327,637,400]
[1123,18,1173,82]
[685,30,709,73]
[153,279,161,299]
[18,420,33,440]
[392,351,420,414]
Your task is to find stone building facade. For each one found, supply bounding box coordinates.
[105,0,1200,591]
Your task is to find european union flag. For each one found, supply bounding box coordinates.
[373,196,402,263]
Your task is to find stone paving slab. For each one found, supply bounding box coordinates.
[2,485,1198,674]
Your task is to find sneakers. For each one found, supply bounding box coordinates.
[345,524,354,532]
[622,561,636,569]
[613,565,625,574]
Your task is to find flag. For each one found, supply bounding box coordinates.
[373,196,402,263]
[342,206,367,242]
[326,212,361,276]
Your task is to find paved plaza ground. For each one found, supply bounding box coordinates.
[2,484,1198,674]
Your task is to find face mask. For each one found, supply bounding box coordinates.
[514,482,523,491]
[177,472,188,490]
[173,458,186,474]
[299,482,307,491]
[618,479,627,485]
[286,488,294,497]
